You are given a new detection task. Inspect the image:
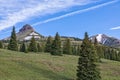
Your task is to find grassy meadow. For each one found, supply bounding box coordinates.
[0,49,120,80]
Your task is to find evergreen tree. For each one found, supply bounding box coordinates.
[72,46,77,55]
[51,32,62,56]
[94,38,103,61]
[99,46,104,58]
[63,38,72,55]
[114,51,118,61]
[37,43,44,52]
[77,32,101,80]
[0,40,3,48]
[76,45,81,55]
[20,42,27,53]
[28,36,38,52]
[94,37,98,46]
[117,52,120,61]
[45,36,52,52]
[111,49,116,60]
[8,26,18,51]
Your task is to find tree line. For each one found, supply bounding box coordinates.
[0,27,120,62]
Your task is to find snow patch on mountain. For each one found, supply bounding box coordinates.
[96,34,102,42]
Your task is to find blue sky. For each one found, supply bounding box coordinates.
[0,0,120,39]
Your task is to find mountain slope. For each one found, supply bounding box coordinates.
[0,49,120,80]
[90,34,120,47]
[4,24,44,41]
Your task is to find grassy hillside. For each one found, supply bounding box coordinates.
[0,49,120,80]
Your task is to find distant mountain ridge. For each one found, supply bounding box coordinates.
[90,34,120,48]
[3,24,120,48]
[4,24,44,41]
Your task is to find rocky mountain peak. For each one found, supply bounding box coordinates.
[19,24,34,33]
[90,34,120,47]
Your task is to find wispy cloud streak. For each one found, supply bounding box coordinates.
[32,0,118,26]
[110,26,120,30]
[0,0,95,31]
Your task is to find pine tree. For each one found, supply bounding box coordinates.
[20,41,27,53]
[28,36,38,52]
[94,37,103,61]
[51,32,62,56]
[8,26,18,51]
[0,40,3,48]
[94,37,98,46]
[77,32,101,80]
[63,38,72,55]
[76,45,81,55]
[117,52,120,61]
[37,43,44,52]
[45,36,52,53]
[72,46,77,55]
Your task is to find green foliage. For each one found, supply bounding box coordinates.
[103,47,120,61]
[51,32,62,56]
[72,45,81,56]
[94,37,104,61]
[28,36,38,52]
[76,45,81,55]
[37,43,44,52]
[72,46,77,55]
[20,42,27,53]
[77,32,101,80]
[8,26,18,51]
[45,36,53,53]
[0,40,3,48]
[63,38,72,55]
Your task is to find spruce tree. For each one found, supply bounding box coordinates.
[28,36,38,52]
[63,38,72,55]
[77,32,101,80]
[76,45,81,55]
[72,46,77,55]
[117,52,120,61]
[45,36,52,53]
[94,37,103,61]
[37,43,44,52]
[51,32,62,56]
[20,42,27,53]
[8,26,18,51]
[0,40,3,48]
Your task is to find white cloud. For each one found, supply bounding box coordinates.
[32,0,118,26]
[0,0,96,31]
[110,26,120,30]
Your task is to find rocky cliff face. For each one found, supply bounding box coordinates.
[18,24,34,33]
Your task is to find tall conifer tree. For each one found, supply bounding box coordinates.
[51,32,62,56]
[45,36,52,52]
[37,43,44,52]
[0,40,3,48]
[20,41,27,53]
[77,32,101,80]
[28,36,37,52]
[8,26,18,51]
[63,38,72,55]
[94,37,103,61]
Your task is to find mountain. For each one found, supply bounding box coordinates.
[4,24,44,41]
[90,34,120,47]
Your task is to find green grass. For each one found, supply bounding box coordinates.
[0,49,120,80]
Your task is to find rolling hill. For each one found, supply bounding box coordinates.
[0,49,120,80]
